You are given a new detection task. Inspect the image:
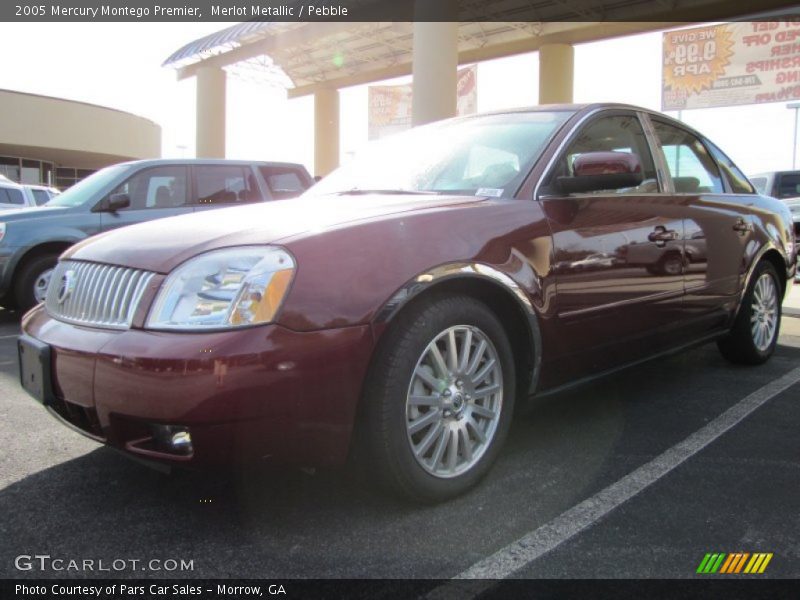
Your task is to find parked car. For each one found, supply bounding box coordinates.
[0,180,60,210]
[784,197,800,282]
[0,179,28,210]
[0,159,313,310]
[749,170,800,199]
[18,104,796,502]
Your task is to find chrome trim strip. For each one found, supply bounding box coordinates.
[558,289,685,320]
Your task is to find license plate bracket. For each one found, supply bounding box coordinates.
[18,335,55,405]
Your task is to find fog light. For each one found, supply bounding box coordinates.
[170,430,193,454]
[151,424,193,455]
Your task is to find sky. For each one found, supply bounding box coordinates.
[0,22,797,176]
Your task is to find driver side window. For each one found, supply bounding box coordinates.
[107,166,189,210]
[556,114,658,194]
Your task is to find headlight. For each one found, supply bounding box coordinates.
[0,223,5,244]
[146,246,295,331]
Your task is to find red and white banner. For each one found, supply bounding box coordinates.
[368,65,477,139]
[662,21,800,111]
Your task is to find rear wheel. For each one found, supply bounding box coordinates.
[360,295,516,502]
[659,252,684,276]
[14,254,58,312]
[717,261,781,365]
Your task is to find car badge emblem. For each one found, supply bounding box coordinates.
[57,269,77,305]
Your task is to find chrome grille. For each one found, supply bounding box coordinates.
[45,260,155,330]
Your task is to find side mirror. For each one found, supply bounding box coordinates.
[555,151,643,195]
[94,192,130,213]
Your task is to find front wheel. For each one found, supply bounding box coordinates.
[360,295,516,502]
[14,254,58,312]
[717,261,782,365]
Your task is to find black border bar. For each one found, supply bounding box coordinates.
[2,0,800,22]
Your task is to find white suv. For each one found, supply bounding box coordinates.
[0,180,59,209]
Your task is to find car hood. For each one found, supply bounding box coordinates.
[66,193,486,273]
[0,205,70,220]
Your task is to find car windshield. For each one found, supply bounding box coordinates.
[47,165,127,208]
[309,111,573,198]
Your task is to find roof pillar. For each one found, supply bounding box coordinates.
[314,87,340,177]
[196,66,227,158]
[411,21,458,126]
[538,43,574,104]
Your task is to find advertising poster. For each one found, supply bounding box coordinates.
[368,65,477,139]
[662,21,800,110]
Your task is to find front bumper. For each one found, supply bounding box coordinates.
[20,307,374,468]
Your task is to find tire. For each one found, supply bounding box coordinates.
[658,252,684,276]
[14,254,58,312]
[717,261,782,365]
[0,293,17,311]
[360,294,516,502]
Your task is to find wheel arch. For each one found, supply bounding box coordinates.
[11,241,74,290]
[372,263,542,397]
[734,244,788,323]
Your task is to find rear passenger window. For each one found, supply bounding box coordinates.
[196,166,260,205]
[706,142,754,194]
[652,120,723,194]
[776,173,800,199]
[32,189,51,205]
[258,166,309,200]
[0,187,24,205]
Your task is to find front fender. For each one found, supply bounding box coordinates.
[371,262,544,394]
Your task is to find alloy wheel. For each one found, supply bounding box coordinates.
[405,325,503,478]
[750,272,778,352]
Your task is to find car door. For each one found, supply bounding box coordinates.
[99,165,191,231]
[192,165,264,213]
[539,110,687,375]
[648,118,755,333]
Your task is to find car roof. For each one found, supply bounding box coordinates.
[110,158,309,169]
[452,102,711,141]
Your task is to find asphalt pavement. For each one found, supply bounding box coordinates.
[0,298,798,581]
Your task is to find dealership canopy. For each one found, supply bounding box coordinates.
[163,0,799,174]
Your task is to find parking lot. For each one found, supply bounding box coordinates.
[1,303,798,582]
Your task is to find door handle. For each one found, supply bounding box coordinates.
[733,218,753,233]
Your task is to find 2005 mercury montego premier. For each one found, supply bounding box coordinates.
[18,104,796,502]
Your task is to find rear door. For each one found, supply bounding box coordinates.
[540,110,687,375]
[648,118,752,333]
[99,165,191,231]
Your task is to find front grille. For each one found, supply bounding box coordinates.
[45,260,155,330]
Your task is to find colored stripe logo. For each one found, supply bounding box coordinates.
[696,552,773,574]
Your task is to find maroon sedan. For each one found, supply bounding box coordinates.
[18,104,797,501]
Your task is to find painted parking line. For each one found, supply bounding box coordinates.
[428,365,800,599]
[0,334,19,340]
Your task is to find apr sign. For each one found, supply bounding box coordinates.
[662,21,800,110]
